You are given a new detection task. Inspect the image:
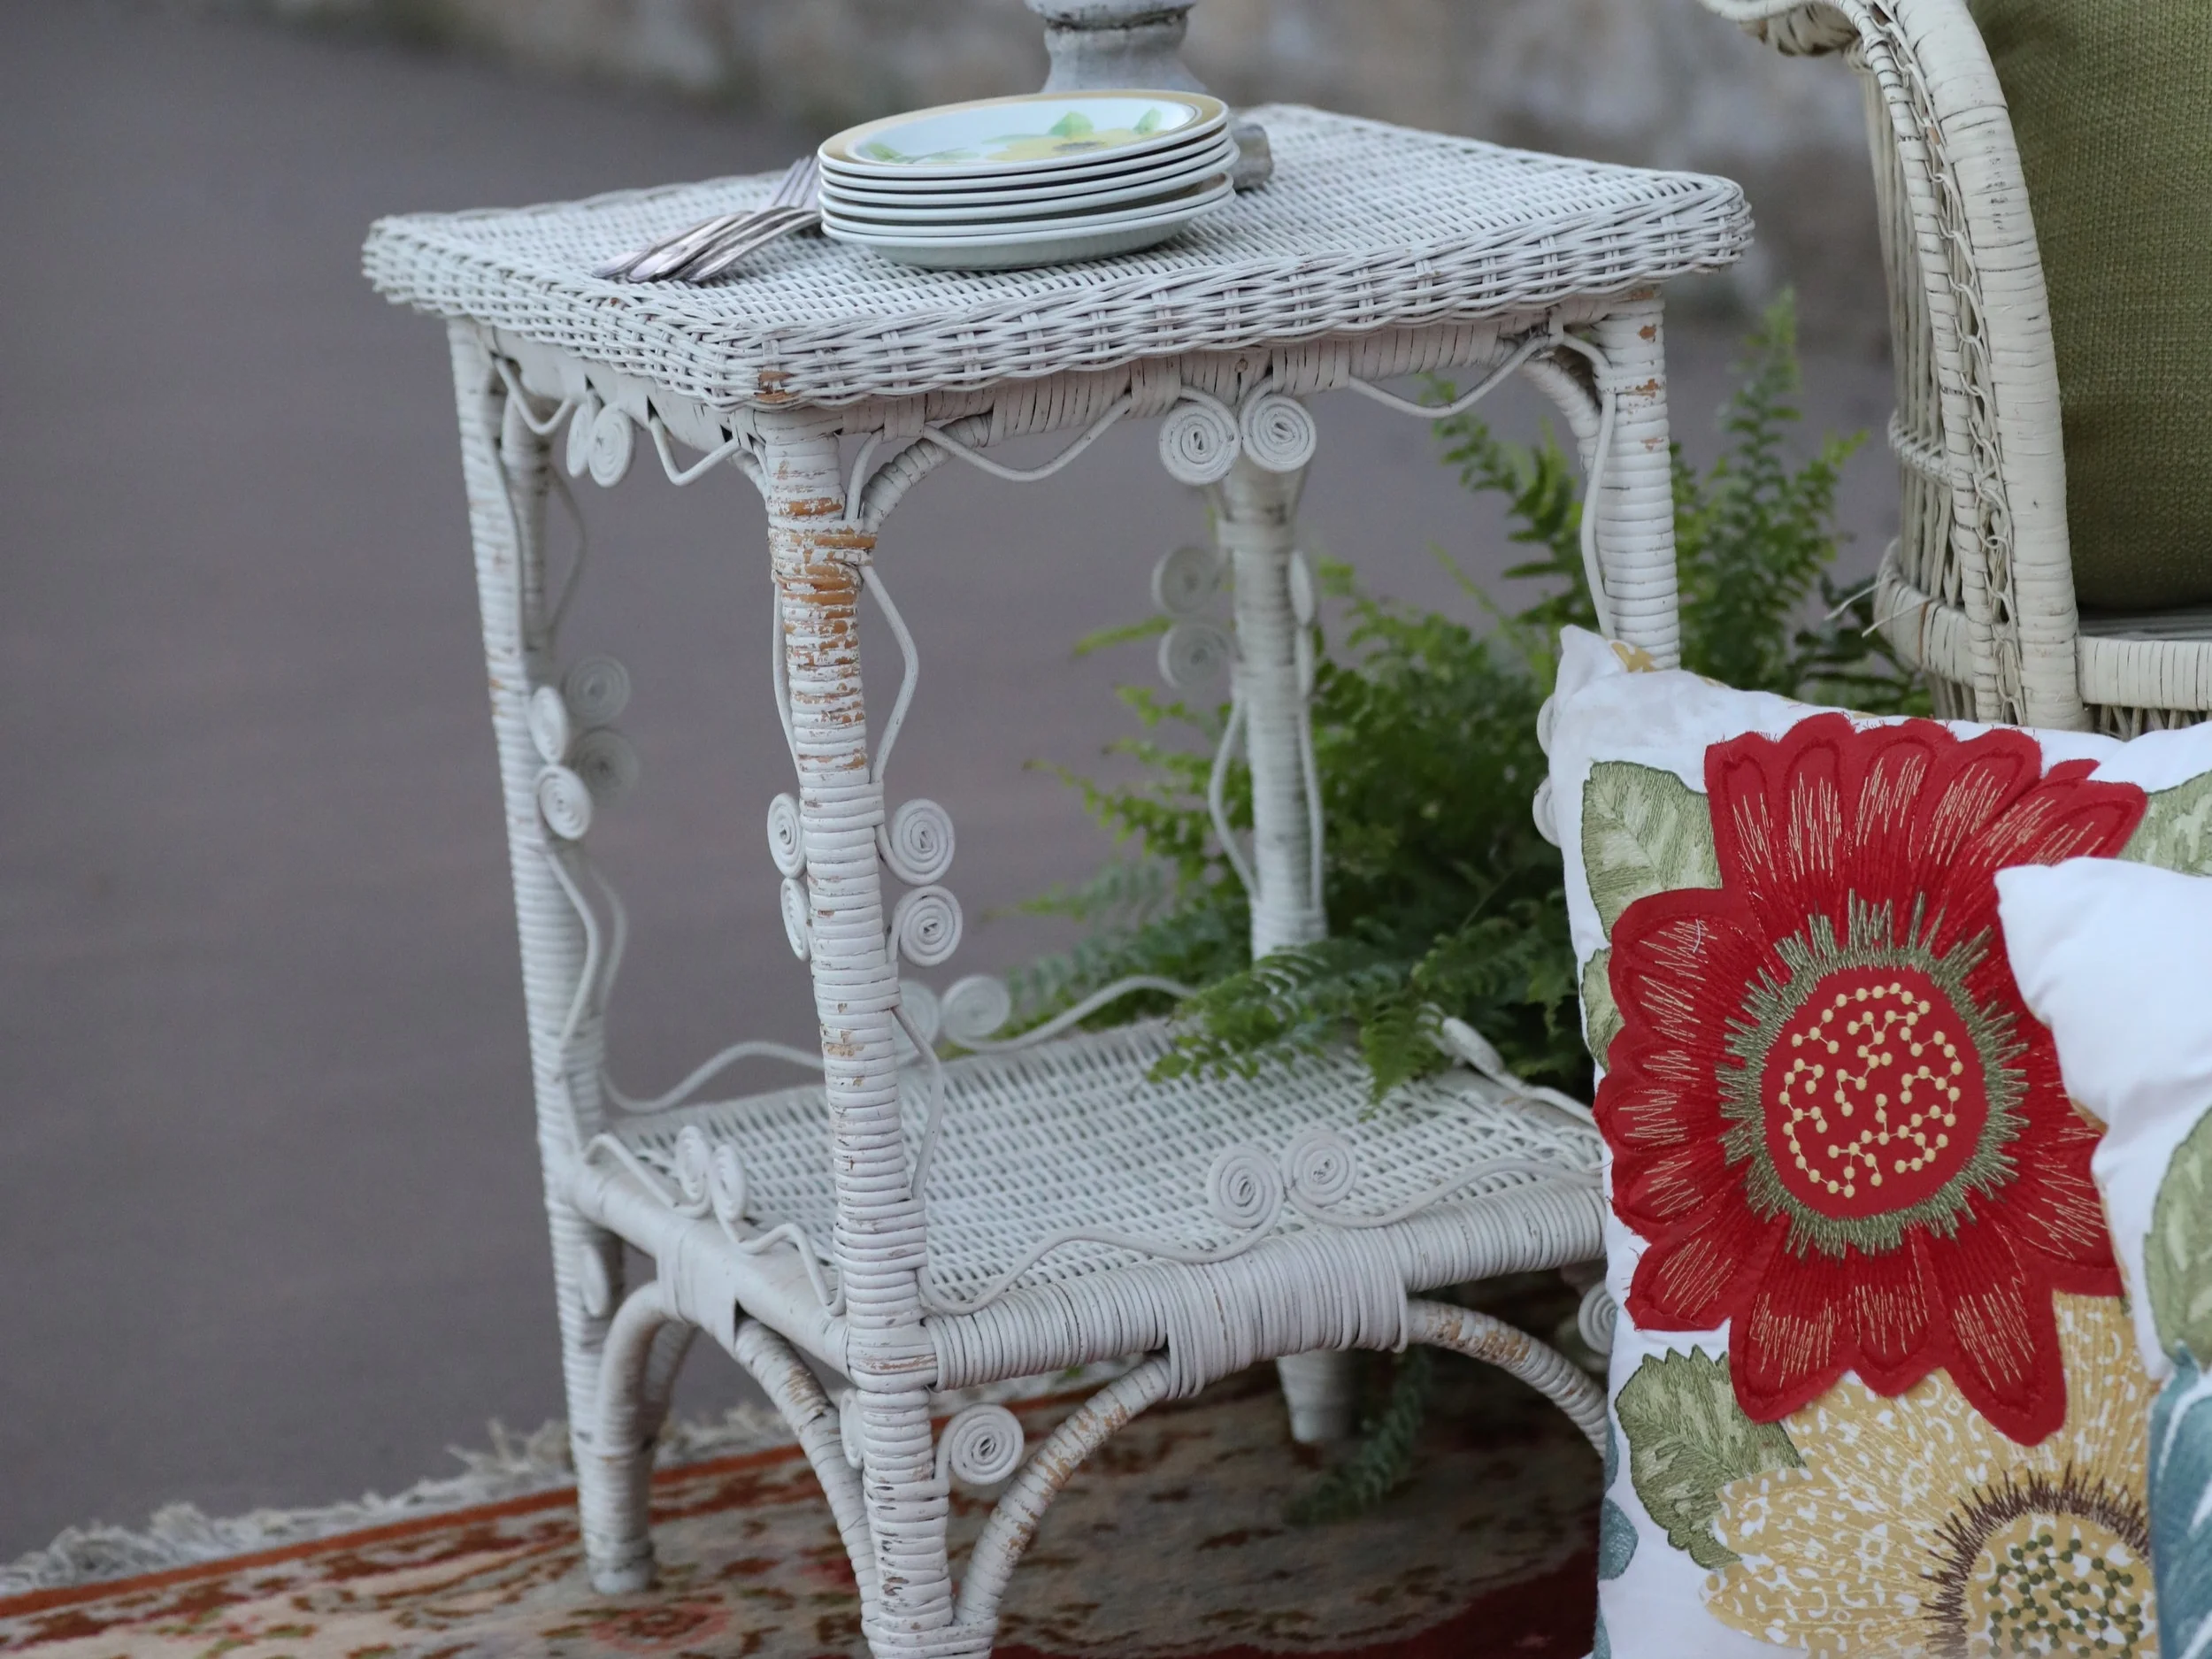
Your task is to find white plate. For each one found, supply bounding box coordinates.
[818,137,1238,216]
[821,174,1231,241]
[820,124,1228,195]
[826,215,1208,272]
[824,180,1231,269]
[819,91,1225,180]
[823,147,1239,224]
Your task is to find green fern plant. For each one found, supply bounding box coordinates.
[1009,292,1920,1103]
[1282,1347,1437,1525]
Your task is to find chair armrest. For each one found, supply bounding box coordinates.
[1694,0,2085,730]
[1702,1,1860,56]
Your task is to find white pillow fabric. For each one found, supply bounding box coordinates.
[1997,856,2212,1659]
[1544,628,2212,1658]
[1998,856,2212,1382]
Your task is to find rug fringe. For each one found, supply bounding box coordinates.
[0,1406,795,1598]
[2,1361,1132,1596]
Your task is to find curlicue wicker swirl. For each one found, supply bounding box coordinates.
[365,103,1747,1659]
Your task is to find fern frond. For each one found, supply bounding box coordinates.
[1284,1348,1435,1525]
[1013,288,1915,1103]
[1071,615,1171,658]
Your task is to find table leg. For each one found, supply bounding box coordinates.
[1211,449,1359,1443]
[1218,457,1325,956]
[1589,293,1681,668]
[446,326,640,1582]
[759,409,956,1655]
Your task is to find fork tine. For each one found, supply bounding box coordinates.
[768,154,812,210]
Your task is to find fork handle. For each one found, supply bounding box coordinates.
[679,209,819,283]
[595,215,732,280]
[626,211,759,281]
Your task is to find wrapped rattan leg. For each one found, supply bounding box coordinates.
[584,1284,682,1592]
[449,322,634,1590]
[638,1319,695,1445]
[757,409,953,1656]
[1274,1349,1360,1444]
[1210,448,1361,1443]
[1406,1297,1608,1454]
[954,1357,1175,1638]
[727,1319,879,1613]
[1587,295,1680,667]
[1215,429,1321,955]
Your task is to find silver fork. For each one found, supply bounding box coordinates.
[593,154,810,280]
[595,155,820,283]
[678,179,822,283]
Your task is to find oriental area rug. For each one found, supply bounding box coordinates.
[0,1357,1600,1658]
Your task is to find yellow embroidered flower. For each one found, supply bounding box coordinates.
[1706,1294,2155,1657]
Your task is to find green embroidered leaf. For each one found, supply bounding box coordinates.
[1614,1348,1800,1571]
[2147,1108,2212,1365]
[1582,948,1623,1069]
[1580,762,1719,935]
[2123,772,2212,874]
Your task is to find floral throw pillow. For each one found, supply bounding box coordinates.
[1543,629,2212,1658]
[1999,856,2212,1659]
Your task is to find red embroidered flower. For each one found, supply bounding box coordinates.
[1597,716,2143,1444]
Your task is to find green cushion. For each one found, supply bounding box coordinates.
[1967,0,2212,611]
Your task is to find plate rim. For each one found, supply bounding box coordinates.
[847,219,1197,272]
[820,179,1233,248]
[819,89,1226,179]
[818,154,1236,224]
[818,124,1229,192]
[818,134,1237,208]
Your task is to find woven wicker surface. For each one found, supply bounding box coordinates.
[614,1021,1599,1304]
[365,104,1749,409]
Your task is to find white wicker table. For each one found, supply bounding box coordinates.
[366,104,1747,1658]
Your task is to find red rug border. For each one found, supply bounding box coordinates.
[0,1386,1115,1623]
[0,1440,798,1621]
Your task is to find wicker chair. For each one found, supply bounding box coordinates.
[1702,0,2211,736]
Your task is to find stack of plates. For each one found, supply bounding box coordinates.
[818,90,1235,272]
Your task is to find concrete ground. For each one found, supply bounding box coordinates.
[0,0,1896,1555]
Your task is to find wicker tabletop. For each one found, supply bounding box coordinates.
[366,104,1749,409]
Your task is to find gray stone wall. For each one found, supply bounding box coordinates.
[256,0,1886,339]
